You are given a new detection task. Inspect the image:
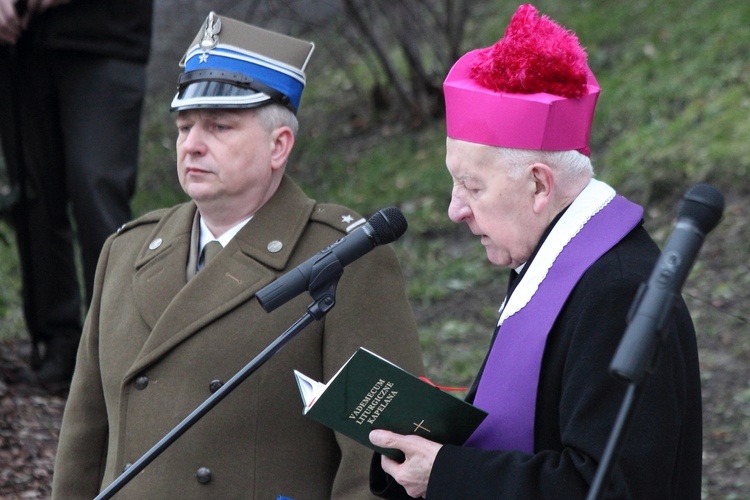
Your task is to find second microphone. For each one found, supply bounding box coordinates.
[256,206,408,312]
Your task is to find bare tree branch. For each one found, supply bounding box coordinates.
[226,0,480,128]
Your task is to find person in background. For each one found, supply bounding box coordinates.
[0,0,153,392]
[369,4,702,499]
[52,12,424,499]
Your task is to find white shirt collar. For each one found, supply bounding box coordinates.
[199,215,253,254]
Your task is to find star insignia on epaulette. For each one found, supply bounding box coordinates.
[341,214,354,224]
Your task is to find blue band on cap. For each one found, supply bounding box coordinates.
[184,47,306,110]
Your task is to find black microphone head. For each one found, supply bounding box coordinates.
[367,207,408,245]
[679,183,724,234]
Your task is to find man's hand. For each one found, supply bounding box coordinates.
[370,429,443,499]
[0,0,71,44]
[0,0,22,44]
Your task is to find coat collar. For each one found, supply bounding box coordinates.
[133,175,314,273]
[127,175,315,378]
[232,175,316,272]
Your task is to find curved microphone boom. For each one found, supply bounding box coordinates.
[609,183,724,384]
[256,206,408,312]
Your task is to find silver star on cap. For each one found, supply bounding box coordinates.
[341,214,354,224]
[199,53,209,63]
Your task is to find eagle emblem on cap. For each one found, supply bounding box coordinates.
[200,12,222,51]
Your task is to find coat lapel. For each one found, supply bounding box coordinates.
[127,176,316,378]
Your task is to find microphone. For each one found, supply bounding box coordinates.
[609,183,724,384]
[256,206,408,312]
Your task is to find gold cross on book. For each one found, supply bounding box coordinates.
[413,420,431,433]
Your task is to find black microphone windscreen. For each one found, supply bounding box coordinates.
[368,207,408,245]
[678,183,724,234]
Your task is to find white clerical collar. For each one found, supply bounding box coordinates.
[498,178,616,326]
[199,215,253,254]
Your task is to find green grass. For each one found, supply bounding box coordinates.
[131,100,188,216]
[293,125,451,232]
[0,221,24,341]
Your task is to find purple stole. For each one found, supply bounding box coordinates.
[464,181,643,453]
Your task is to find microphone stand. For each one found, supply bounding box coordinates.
[589,183,724,499]
[586,290,675,500]
[586,382,643,500]
[95,263,344,500]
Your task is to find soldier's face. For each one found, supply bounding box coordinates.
[175,108,281,216]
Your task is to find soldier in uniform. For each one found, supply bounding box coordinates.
[52,12,423,499]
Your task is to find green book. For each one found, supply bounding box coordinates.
[294,347,488,461]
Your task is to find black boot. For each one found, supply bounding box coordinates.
[33,337,79,393]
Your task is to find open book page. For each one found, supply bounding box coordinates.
[295,348,365,413]
[294,370,325,412]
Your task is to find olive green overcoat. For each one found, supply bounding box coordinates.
[52,176,423,499]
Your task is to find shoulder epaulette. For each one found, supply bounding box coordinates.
[311,204,366,234]
[115,208,171,236]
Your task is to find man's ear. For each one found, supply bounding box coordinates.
[270,126,295,171]
[529,163,554,214]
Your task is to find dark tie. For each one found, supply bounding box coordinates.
[202,240,223,267]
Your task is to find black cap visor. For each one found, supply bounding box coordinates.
[170,69,293,111]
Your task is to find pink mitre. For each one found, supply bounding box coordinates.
[443,4,601,154]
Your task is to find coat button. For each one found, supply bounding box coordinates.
[134,375,149,390]
[196,467,212,484]
[267,240,283,253]
[209,379,223,393]
[148,237,163,250]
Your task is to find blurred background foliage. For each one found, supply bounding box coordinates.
[133,0,750,216]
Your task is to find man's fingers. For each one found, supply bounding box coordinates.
[371,429,435,498]
[369,429,401,449]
